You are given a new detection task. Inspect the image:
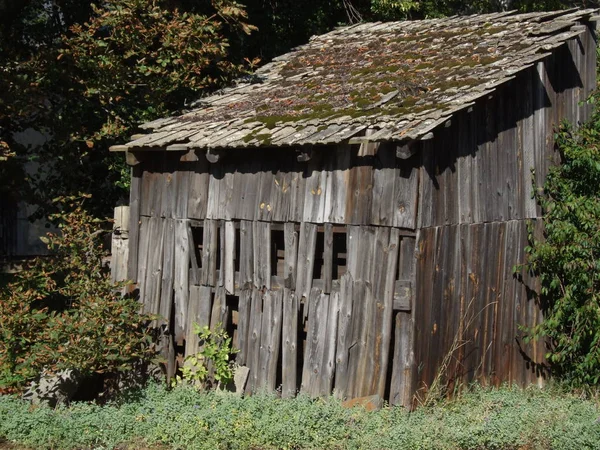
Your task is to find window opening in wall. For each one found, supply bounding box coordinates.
[332,229,347,279]
[312,230,325,280]
[190,225,204,269]
[271,227,285,277]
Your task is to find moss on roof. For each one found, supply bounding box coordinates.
[127,9,597,150]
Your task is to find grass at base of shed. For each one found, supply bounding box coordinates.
[2,383,600,450]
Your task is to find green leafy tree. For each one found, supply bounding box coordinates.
[0,0,256,219]
[0,195,156,393]
[524,101,600,386]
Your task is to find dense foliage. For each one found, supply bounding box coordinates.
[0,196,156,393]
[525,104,600,387]
[1,383,599,449]
[0,0,256,218]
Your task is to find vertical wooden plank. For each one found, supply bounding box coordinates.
[346,280,369,398]
[185,285,213,357]
[488,222,505,385]
[390,311,415,408]
[393,158,419,229]
[159,218,175,327]
[282,288,298,398]
[253,221,271,289]
[345,225,360,281]
[239,220,254,289]
[521,68,537,219]
[284,222,298,289]
[347,141,375,225]
[258,289,284,392]
[201,219,218,287]
[371,144,396,226]
[111,206,130,284]
[237,158,261,221]
[218,221,225,287]
[224,221,236,294]
[127,165,142,281]
[470,108,483,225]
[413,227,437,392]
[174,219,191,344]
[323,223,334,293]
[236,289,252,366]
[187,221,200,286]
[301,287,330,397]
[174,158,191,219]
[139,216,157,312]
[210,286,229,332]
[206,162,222,220]
[256,158,276,222]
[139,159,153,217]
[325,144,351,224]
[136,216,151,299]
[187,154,209,220]
[289,168,306,223]
[295,222,318,300]
[144,217,165,317]
[322,289,339,395]
[246,288,263,393]
[457,110,473,224]
[334,273,354,400]
[375,227,399,398]
[418,139,435,228]
[302,150,328,223]
[271,163,293,223]
[220,161,236,221]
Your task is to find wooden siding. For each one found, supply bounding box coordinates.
[414,220,545,394]
[130,212,417,402]
[418,34,595,228]
[136,141,419,229]
[120,31,596,406]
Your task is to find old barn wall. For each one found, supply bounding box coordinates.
[412,30,596,396]
[127,140,419,402]
[123,28,596,406]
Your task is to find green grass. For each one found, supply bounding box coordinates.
[1,383,600,449]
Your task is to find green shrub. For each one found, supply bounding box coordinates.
[524,111,600,387]
[0,195,156,393]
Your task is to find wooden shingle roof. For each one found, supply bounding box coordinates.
[115,8,598,152]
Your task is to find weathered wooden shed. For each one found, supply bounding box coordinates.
[111,9,598,406]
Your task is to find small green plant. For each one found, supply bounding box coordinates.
[172,323,237,390]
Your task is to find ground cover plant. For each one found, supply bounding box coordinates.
[1,383,600,450]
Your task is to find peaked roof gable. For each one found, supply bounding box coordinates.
[116,9,598,152]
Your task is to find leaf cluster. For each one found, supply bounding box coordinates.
[0,195,156,393]
[173,323,237,390]
[524,94,600,387]
[0,0,255,219]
